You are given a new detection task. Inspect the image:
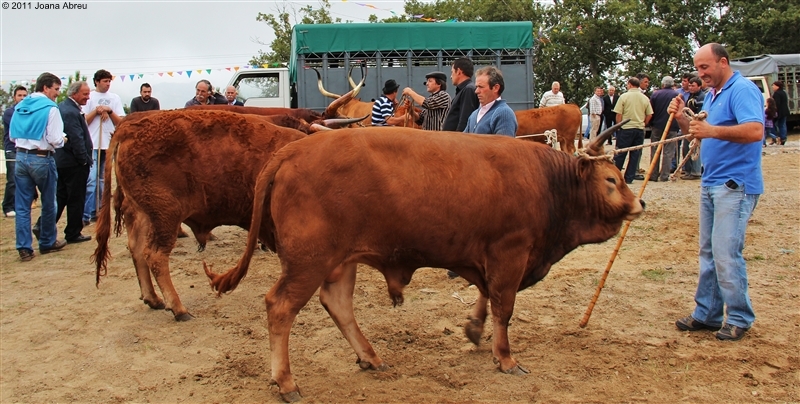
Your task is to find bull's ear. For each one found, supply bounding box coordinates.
[576,155,594,179]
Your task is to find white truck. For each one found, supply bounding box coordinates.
[731,54,800,129]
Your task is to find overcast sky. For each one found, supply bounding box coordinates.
[0,0,408,109]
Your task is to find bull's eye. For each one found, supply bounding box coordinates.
[606,177,617,185]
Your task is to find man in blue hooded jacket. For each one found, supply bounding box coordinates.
[9,72,67,261]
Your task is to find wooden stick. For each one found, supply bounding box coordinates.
[579,111,676,328]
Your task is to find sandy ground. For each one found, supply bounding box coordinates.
[1,136,798,403]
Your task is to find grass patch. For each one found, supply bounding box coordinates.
[641,268,670,282]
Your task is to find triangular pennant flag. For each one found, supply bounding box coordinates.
[120,76,125,82]
[158,72,164,77]
[177,71,183,76]
[186,71,192,78]
[129,74,135,81]
[262,64,269,68]
[167,72,173,77]
[138,74,144,78]
[206,69,212,74]
[234,66,240,71]
[112,75,117,81]
[197,70,203,74]
[226,67,231,71]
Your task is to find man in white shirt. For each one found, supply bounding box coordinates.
[83,69,125,224]
[539,81,565,108]
[9,72,68,260]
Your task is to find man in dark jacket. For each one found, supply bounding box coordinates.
[54,81,93,242]
[772,80,790,145]
[3,85,29,217]
[602,85,618,145]
[442,57,479,132]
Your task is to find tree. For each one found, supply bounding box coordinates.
[250,0,342,67]
[714,0,800,57]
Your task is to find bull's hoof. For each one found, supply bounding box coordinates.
[173,312,194,322]
[144,299,166,310]
[197,244,206,253]
[502,364,530,376]
[465,317,484,345]
[357,358,388,371]
[280,390,302,403]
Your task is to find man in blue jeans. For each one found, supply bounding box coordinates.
[9,72,68,261]
[613,77,653,184]
[670,43,764,341]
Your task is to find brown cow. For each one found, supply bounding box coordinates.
[205,122,643,402]
[92,109,307,321]
[515,104,583,154]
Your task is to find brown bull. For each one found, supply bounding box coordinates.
[205,122,643,402]
[515,104,583,154]
[187,104,323,123]
[312,66,373,126]
[92,109,307,321]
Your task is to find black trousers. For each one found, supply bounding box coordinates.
[56,164,90,240]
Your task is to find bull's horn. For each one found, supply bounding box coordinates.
[323,88,355,118]
[311,67,341,99]
[348,64,367,98]
[322,114,370,128]
[348,65,358,89]
[587,119,629,152]
[309,123,333,133]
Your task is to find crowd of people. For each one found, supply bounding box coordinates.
[0,43,783,343]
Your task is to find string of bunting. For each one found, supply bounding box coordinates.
[1,63,286,86]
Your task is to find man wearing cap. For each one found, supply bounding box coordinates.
[371,79,406,126]
[402,71,451,131]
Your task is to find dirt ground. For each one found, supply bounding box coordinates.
[1,136,798,403]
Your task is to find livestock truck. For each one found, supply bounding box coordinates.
[227,21,536,112]
[731,54,800,129]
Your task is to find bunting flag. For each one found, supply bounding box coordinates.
[186,71,192,78]
[129,74,135,81]
[167,72,173,77]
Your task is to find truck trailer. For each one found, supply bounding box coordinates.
[228,22,536,113]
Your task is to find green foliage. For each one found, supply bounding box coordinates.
[716,0,800,57]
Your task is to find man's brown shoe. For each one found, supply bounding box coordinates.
[676,315,720,331]
[716,324,748,341]
[39,239,67,254]
[19,249,34,262]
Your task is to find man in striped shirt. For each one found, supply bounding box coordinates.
[402,71,452,131]
[372,79,406,126]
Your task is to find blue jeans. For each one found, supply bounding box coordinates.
[84,150,106,222]
[692,184,759,329]
[773,116,787,142]
[15,153,58,251]
[763,127,777,145]
[613,128,644,183]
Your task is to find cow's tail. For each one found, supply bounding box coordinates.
[204,153,282,295]
[577,130,584,150]
[91,140,120,287]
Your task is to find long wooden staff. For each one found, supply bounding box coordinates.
[579,110,677,328]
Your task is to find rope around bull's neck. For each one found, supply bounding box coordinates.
[575,108,708,160]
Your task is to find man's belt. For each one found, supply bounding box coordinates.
[16,147,54,157]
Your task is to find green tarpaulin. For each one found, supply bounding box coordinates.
[289,21,533,82]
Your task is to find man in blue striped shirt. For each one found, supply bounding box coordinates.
[372,80,405,126]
